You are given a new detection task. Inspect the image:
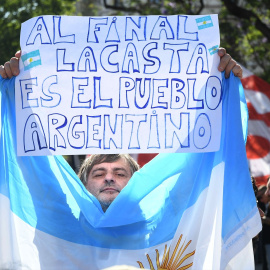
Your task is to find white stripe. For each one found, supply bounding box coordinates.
[225,240,254,270]
[0,195,40,269]
[221,207,261,270]
[248,153,270,177]
[241,66,253,78]
[197,20,211,27]
[196,162,224,269]
[248,120,270,141]
[245,90,270,114]
[23,55,40,67]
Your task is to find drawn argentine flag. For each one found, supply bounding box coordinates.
[21,49,41,70]
[196,15,214,30]
[209,45,219,55]
[0,74,261,269]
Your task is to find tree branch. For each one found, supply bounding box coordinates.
[196,0,204,15]
[222,0,270,42]
[103,0,139,13]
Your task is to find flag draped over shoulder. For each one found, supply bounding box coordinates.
[0,74,262,269]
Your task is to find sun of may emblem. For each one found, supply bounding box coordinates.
[137,234,195,270]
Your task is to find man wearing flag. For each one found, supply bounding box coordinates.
[0,44,261,270]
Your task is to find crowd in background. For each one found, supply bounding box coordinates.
[254,176,270,270]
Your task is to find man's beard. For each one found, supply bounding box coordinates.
[99,182,120,212]
[99,200,113,212]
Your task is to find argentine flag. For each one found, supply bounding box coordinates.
[196,15,214,30]
[0,74,261,269]
[21,49,41,70]
[209,45,219,55]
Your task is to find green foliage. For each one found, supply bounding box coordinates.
[128,0,203,15]
[0,0,75,64]
[219,4,270,82]
[1,0,269,82]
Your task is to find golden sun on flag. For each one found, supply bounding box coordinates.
[137,234,195,270]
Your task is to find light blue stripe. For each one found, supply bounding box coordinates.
[21,50,40,62]
[196,15,212,23]
[209,45,219,55]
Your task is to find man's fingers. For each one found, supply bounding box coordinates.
[9,57,20,76]
[0,51,21,79]
[1,57,20,79]
[3,62,13,78]
[15,50,21,58]
[224,58,237,78]
[218,47,226,57]
[0,65,7,79]
[218,47,243,79]
[232,64,243,79]
[218,53,232,72]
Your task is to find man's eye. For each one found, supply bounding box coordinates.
[93,174,103,178]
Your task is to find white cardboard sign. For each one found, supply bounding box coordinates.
[15,14,222,156]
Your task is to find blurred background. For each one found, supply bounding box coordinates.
[1,0,270,82]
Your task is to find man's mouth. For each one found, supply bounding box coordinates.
[101,187,119,193]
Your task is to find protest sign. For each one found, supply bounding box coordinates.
[15,14,221,156]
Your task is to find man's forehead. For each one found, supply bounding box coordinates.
[90,157,131,172]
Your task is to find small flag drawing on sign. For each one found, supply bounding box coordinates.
[22,50,41,71]
[196,16,213,30]
[209,45,219,55]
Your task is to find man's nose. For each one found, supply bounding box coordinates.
[104,173,115,183]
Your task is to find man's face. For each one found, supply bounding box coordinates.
[86,157,132,212]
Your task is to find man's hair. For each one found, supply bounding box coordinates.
[78,154,140,185]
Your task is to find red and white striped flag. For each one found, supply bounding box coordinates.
[241,68,270,186]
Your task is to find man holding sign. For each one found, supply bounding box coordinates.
[0,46,243,212]
[0,14,260,270]
[2,14,243,156]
